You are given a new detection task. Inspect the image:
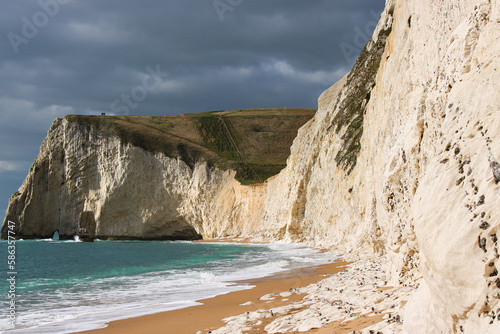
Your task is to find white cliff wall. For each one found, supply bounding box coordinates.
[259,0,500,332]
[3,118,267,240]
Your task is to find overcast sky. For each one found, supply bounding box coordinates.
[0,0,385,216]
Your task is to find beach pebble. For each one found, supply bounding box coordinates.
[260,293,277,301]
[240,301,253,306]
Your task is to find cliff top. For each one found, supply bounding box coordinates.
[64,108,316,184]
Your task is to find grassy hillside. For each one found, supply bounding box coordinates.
[65,108,316,184]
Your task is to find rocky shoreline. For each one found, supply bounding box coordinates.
[211,254,415,334]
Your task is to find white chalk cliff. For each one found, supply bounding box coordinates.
[258,0,500,332]
[2,0,500,332]
[2,116,269,240]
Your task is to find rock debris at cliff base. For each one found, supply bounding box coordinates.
[209,256,415,334]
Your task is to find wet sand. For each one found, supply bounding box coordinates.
[77,261,351,334]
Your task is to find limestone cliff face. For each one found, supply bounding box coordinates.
[1,117,267,240]
[259,0,500,332]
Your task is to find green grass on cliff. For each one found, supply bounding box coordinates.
[65,108,315,184]
[330,19,393,175]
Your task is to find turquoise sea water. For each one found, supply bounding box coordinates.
[0,239,335,333]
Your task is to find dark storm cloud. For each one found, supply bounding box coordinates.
[0,0,385,213]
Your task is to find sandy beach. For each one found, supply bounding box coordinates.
[77,260,351,334]
[76,249,416,334]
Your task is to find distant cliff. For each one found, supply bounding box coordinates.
[2,0,500,332]
[1,109,314,240]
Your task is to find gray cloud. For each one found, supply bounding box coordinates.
[0,0,385,214]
